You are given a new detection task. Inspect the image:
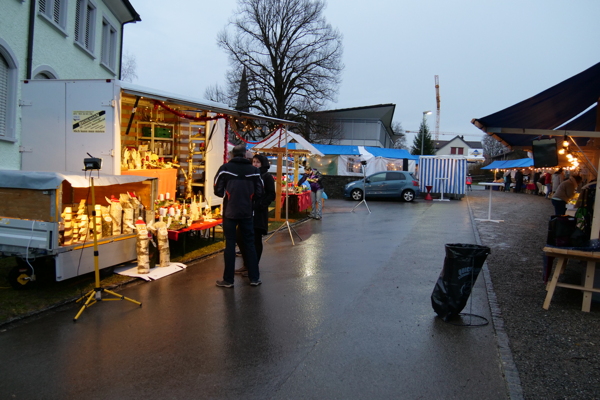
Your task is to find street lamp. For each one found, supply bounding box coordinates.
[421,111,432,155]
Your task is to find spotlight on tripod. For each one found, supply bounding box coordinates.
[352,159,371,214]
[74,154,141,321]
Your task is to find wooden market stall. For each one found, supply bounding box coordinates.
[472,61,600,311]
[251,129,325,221]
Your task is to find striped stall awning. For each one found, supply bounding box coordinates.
[419,156,468,196]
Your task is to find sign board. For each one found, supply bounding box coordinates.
[72,110,106,133]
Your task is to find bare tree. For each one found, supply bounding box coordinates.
[392,121,408,149]
[120,51,138,82]
[217,0,344,122]
[302,110,343,145]
[482,134,508,158]
[204,84,232,106]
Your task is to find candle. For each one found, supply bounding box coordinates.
[169,207,175,217]
[166,192,170,200]
[159,194,164,201]
[159,208,166,217]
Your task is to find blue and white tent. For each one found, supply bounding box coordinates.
[274,143,418,176]
[419,156,468,199]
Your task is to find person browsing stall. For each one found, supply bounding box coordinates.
[214,144,264,288]
[235,154,276,276]
[298,166,325,220]
[551,174,582,216]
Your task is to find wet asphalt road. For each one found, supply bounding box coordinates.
[0,198,508,399]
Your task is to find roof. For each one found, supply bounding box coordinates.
[276,143,417,159]
[0,171,154,189]
[104,0,141,23]
[251,130,324,156]
[434,135,482,150]
[363,146,417,160]
[472,62,600,148]
[119,81,296,126]
[481,158,533,170]
[309,104,396,138]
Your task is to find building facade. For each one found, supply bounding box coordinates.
[0,0,139,169]
[434,135,484,161]
[309,104,398,148]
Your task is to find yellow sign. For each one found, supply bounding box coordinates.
[72,110,106,133]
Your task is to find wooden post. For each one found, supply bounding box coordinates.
[274,153,284,221]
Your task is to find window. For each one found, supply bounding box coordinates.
[75,0,96,53]
[386,172,405,181]
[450,147,464,155]
[347,157,362,173]
[0,55,8,137]
[0,45,18,141]
[369,173,386,183]
[101,18,118,71]
[38,0,67,31]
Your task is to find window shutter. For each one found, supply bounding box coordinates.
[53,0,62,24]
[0,55,8,136]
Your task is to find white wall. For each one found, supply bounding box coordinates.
[0,0,128,170]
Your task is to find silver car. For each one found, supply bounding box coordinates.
[344,171,420,202]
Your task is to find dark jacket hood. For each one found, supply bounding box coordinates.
[254,154,270,174]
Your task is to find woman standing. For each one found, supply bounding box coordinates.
[551,168,565,195]
[298,166,325,220]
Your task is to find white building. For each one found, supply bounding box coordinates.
[0,0,140,169]
[434,135,484,161]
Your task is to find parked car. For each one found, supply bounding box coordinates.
[344,171,420,202]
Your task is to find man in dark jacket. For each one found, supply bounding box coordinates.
[235,154,276,276]
[214,144,264,287]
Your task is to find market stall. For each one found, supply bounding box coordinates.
[472,61,600,311]
[252,129,324,221]
[0,170,157,288]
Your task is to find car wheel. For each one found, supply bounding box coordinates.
[401,189,415,202]
[350,188,363,201]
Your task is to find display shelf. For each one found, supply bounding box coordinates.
[180,121,208,199]
[133,121,178,161]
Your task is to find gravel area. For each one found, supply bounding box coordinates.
[467,187,600,400]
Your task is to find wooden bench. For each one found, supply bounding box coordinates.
[543,246,600,312]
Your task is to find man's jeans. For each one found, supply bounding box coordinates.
[223,217,259,283]
[310,189,323,218]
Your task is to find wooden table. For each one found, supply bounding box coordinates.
[167,219,222,258]
[280,191,312,213]
[168,219,222,241]
[543,246,600,312]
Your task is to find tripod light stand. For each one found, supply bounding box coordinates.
[74,157,142,321]
[352,160,371,213]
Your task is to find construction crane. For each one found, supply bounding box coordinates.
[434,75,441,141]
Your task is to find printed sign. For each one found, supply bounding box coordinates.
[72,110,106,133]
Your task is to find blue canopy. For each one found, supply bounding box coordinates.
[363,146,418,160]
[482,158,533,169]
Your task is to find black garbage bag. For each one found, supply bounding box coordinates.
[431,243,490,321]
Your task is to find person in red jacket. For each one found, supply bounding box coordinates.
[466,174,473,191]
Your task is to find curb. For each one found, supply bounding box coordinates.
[465,193,524,400]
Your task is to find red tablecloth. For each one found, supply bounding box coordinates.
[280,191,311,212]
[168,219,222,241]
[526,183,536,191]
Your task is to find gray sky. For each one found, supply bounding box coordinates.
[123,0,600,144]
